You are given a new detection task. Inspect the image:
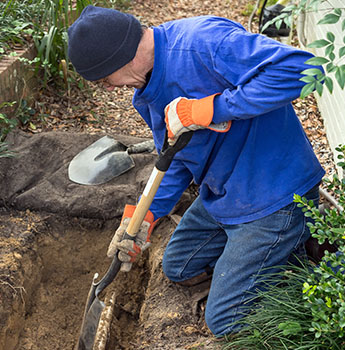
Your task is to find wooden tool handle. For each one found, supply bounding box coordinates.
[126,167,165,237]
[125,131,193,238]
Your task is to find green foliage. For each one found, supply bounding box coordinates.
[15,100,37,130]
[0,101,18,158]
[29,0,93,85]
[0,141,16,159]
[0,0,92,85]
[0,101,18,141]
[226,266,344,350]
[225,148,345,349]
[0,99,42,139]
[0,0,133,86]
[293,145,345,341]
[242,2,256,17]
[0,0,43,58]
[260,0,345,98]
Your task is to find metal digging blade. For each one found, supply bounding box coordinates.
[75,257,121,350]
[68,136,155,185]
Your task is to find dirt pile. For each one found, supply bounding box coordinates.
[0,131,219,350]
[0,131,156,219]
[0,208,42,350]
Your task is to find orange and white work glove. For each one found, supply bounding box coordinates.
[107,205,158,272]
[164,94,231,142]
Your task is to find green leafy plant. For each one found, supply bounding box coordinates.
[0,101,18,158]
[0,0,92,85]
[242,2,256,17]
[227,148,345,349]
[31,0,134,85]
[15,100,37,130]
[0,98,42,135]
[29,0,93,85]
[1,0,133,87]
[0,101,18,141]
[225,265,344,350]
[261,0,345,98]
[0,141,16,158]
[0,18,31,51]
[0,0,44,57]
[294,145,345,341]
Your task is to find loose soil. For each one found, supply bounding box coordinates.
[0,1,338,350]
[0,131,218,350]
[0,205,215,350]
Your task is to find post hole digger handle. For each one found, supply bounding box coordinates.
[94,131,193,297]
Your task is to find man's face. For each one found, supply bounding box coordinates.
[98,59,147,91]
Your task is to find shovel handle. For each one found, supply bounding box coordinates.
[126,167,165,237]
[87,132,193,309]
[127,139,155,154]
[78,132,194,348]
[126,131,193,238]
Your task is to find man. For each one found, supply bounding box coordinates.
[68,6,324,336]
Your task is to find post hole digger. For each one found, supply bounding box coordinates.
[75,131,193,350]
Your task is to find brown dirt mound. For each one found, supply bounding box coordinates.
[0,200,220,350]
[0,131,220,350]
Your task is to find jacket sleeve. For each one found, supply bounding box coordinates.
[212,28,323,123]
[148,158,193,220]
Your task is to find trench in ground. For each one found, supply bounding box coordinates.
[16,216,150,350]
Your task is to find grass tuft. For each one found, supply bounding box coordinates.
[224,264,344,350]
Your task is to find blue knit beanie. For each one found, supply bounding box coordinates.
[68,6,142,81]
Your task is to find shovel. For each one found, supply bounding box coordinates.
[75,131,193,350]
[68,136,155,185]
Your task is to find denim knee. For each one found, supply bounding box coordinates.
[162,250,180,282]
[205,308,222,335]
[205,305,239,336]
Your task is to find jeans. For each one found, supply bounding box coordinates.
[162,184,320,336]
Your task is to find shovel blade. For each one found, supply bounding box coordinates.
[68,136,135,185]
[77,298,105,350]
[76,256,122,350]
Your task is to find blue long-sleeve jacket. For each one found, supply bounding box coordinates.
[133,16,325,224]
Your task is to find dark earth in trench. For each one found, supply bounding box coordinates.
[0,131,221,350]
